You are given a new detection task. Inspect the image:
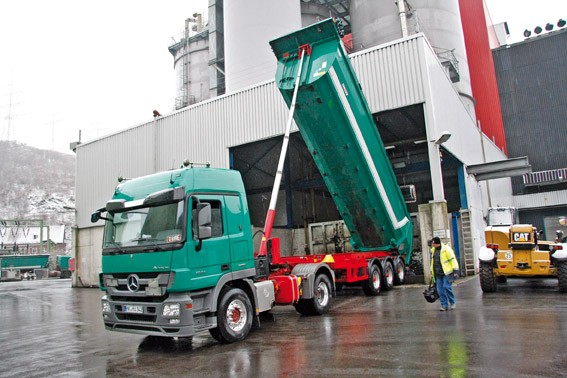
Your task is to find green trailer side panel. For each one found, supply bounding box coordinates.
[0,254,50,269]
[270,19,412,255]
[57,255,71,270]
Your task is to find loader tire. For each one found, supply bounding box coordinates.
[362,264,382,296]
[557,261,567,293]
[480,263,497,293]
[294,273,332,316]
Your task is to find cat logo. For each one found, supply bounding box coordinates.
[513,232,531,242]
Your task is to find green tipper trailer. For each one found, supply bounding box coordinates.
[269,18,412,256]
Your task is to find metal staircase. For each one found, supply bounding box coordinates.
[459,209,476,276]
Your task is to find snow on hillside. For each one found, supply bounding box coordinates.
[0,141,75,248]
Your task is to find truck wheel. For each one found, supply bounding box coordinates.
[480,263,497,293]
[208,328,222,342]
[557,261,567,293]
[383,260,395,291]
[362,264,382,296]
[216,288,253,343]
[294,274,332,316]
[394,258,406,285]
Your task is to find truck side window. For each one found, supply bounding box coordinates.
[193,200,223,238]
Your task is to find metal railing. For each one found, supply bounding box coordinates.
[523,167,567,186]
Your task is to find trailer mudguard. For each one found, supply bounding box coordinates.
[270,19,413,257]
[291,263,336,299]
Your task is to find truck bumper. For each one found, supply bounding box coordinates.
[101,293,214,337]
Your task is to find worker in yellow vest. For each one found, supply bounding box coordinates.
[430,237,459,311]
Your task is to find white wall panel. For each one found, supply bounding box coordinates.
[350,36,426,111]
[514,190,567,210]
[76,124,155,229]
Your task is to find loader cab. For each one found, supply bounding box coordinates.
[486,207,519,226]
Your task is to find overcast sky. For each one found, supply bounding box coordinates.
[0,0,565,154]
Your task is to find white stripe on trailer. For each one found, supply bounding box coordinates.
[328,66,409,230]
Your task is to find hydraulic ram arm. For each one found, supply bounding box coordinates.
[258,46,308,257]
[269,19,413,257]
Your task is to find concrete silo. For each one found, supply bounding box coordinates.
[350,0,475,118]
[169,16,210,110]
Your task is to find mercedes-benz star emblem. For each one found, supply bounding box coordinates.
[127,274,140,292]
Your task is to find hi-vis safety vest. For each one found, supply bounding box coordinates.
[430,244,459,279]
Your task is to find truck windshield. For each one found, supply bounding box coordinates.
[102,201,185,251]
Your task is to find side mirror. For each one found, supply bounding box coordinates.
[91,208,110,223]
[91,212,100,223]
[193,203,212,240]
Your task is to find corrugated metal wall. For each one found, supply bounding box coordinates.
[493,29,567,194]
[153,80,291,171]
[76,35,428,228]
[76,124,155,231]
[350,37,426,111]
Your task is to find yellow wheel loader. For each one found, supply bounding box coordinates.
[478,207,567,292]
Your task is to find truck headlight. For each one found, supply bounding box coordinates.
[102,301,111,314]
[162,303,180,317]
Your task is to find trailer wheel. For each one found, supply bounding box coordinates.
[294,274,332,316]
[394,258,406,285]
[558,261,567,293]
[480,263,497,293]
[362,264,382,296]
[216,288,253,343]
[383,260,395,291]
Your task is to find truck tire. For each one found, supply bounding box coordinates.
[558,261,567,293]
[394,258,406,285]
[383,260,395,291]
[216,288,253,343]
[480,263,498,293]
[208,328,222,342]
[294,274,332,316]
[362,264,382,296]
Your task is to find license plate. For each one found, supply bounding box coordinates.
[123,305,143,314]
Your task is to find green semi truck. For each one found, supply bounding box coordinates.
[92,19,413,343]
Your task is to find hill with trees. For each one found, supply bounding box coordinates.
[0,141,75,226]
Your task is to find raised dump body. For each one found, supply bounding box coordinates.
[269,19,412,255]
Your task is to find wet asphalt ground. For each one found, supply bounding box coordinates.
[1,276,567,377]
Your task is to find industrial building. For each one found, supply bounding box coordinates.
[492,27,567,239]
[72,0,530,287]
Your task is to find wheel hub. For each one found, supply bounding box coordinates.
[226,300,247,332]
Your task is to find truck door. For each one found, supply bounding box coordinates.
[224,195,255,273]
[188,195,231,289]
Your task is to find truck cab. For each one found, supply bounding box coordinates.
[93,167,268,342]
